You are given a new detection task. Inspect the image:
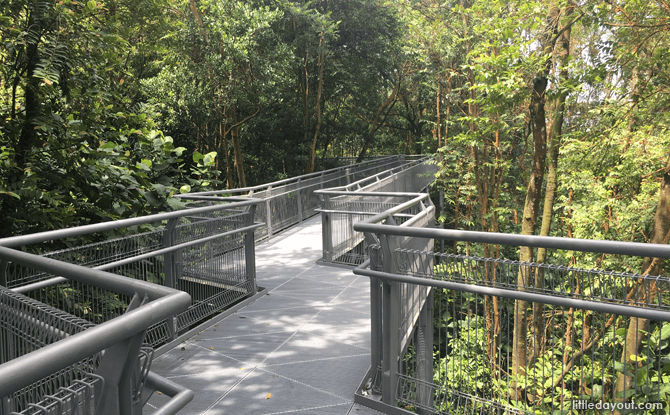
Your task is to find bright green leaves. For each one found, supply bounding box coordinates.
[193,151,217,167]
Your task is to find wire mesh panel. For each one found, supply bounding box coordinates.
[3,229,165,289]
[0,286,101,414]
[4,203,258,348]
[318,159,437,267]
[6,376,104,415]
[248,156,407,242]
[391,250,670,415]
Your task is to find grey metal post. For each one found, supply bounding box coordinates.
[365,233,383,390]
[266,202,273,239]
[379,222,400,406]
[96,294,149,415]
[0,259,6,287]
[321,195,333,262]
[244,204,257,294]
[163,218,179,340]
[416,289,434,415]
[297,178,303,222]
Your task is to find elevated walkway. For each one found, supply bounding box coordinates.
[147,216,381,415]
[0,155,436,415]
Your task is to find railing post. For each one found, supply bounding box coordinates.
[266,186,273,238]
[365,233,383,391]
[0,259,7,287]
[244,204,257,294]
[163,218,179,341]
[379,226,400,406]
[321,195,333,262]
[297,178,303,222]
[97,294,149,415]
[416,289,434,415]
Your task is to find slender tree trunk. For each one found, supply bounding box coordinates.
[307,35,325,174]
[511,5,559,401]
[531,4,573,365]
[356,79,401,162]
[227,106,246,188]
[16,12,40,170]
[614,165,670,408]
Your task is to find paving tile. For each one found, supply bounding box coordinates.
[300,273,360,287]
[205,368,349,415]
[308,306,370,327]
[145,367,248,414]
[237,292,314,312]
[262,354,370,400]
[256,275,296,290]
[269,277,341,292]
[257,262,313,278]
[235,303,322,327]
[150,342,240,376]
[261,331,369,366]
[193,331,295,365]
[262,402,354,414]
[194,313,296,339]
[299,323,371,349]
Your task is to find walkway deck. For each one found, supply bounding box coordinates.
[146,216,382,415]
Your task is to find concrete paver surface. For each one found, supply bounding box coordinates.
[146,217,384,415]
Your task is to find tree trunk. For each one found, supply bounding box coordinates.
[613,165,670,408]
[16,12,41,170]
[228,106,246,188]
[531,3,573,365]
[511,5,559,401]
[356,79,401,162]
[307,35,325,174]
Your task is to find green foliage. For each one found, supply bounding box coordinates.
[0,0,217,237]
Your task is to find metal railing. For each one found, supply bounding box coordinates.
[353,200,670,415]
[1,198,263,349]
[0,197,264,414]
[0,247,193,415]
[0,154,432,414]
[315,157,437,267]
[177,155,422,241]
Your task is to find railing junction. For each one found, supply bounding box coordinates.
[352,197,670,415]
[0,155,430,415]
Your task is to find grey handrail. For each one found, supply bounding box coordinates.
[11,222,265,294]
[145,372,195,415]
[0,197,262,248]
[322,156,434,193]
[353,267,670,321]
[0,246,191,398]
[354,222,670,259]
[176,155,405,197]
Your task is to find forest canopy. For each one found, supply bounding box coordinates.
[1,0,669,248]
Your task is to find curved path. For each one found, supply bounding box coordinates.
[147,216,382,415]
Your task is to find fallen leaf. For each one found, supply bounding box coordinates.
[266,323,269,325]
[239,368,244,370]
[208,347,214,350]
[265,393,271,400]
[157,392,162,395]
